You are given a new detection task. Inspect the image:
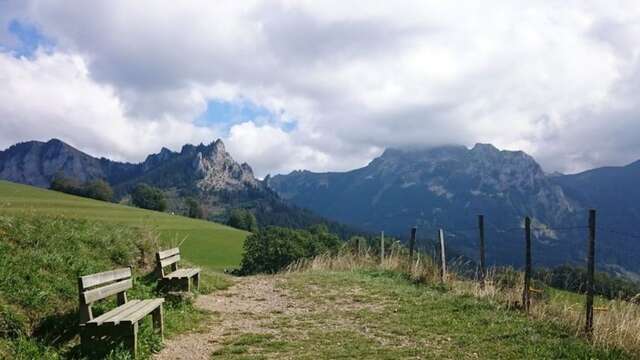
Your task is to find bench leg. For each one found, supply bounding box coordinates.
[193,273,200,290]
[127,322,138,359]
[79,326,93,356]
[185,277,191,292]
[152,304,164,341]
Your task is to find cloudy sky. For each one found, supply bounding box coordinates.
[1,1,639,177]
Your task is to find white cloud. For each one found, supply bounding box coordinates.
[1,1,640,176]
[0,50,216,161]
[226,121,332,177]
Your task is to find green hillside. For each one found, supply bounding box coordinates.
[0,180,248,270]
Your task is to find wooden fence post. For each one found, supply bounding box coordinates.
[523,216,532,313]
[409,227,417,262]
[439,229,446,283]
[585,209,596,336]
[478,215,486,288]
[380,231,385,265]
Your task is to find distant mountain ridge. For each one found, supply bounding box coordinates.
[3,139,640,276]
[269,144,640,277]
[0,138,355,236]
[0,139,139,187]
[0,138,258,193]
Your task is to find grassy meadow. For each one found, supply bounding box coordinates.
[0,180,248,271]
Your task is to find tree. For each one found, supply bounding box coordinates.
[50,174,113,202]
[227,208,258,232]
[238,225,342,275]
[243,211,258,232]
[84,179,114,202]
[50,174,84,196]
[130,183,167,212]
[185,197,204,219]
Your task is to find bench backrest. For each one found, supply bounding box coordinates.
[78,267,132,324]
[156,247,181,278]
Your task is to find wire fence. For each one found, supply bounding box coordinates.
[372,209,640,337]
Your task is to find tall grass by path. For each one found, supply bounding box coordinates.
[0,180,248,271]
[289,250,640,357]
[215,268,626,359]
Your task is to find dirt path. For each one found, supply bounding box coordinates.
[155,275,302,360]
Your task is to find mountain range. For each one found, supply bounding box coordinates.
[1,139,639,277]
[269,144,640,278]
[0,138,352,235]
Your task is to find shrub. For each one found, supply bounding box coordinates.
[238,225,340,275]
[131,183,167,212]
[227,208,258,232]
[185,197,204,219]
[50,175,114,202]
[50,175,84,196]
[84,179,114,201]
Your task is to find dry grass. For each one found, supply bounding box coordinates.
[290,247,640,356]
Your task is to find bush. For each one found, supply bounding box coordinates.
[227,208,258,232]
[131,183,167,212]
[238,225,341,275]
[185,197,204,219]
[50,175,83,196]
[84,179,114,201]
[50,175,114,202]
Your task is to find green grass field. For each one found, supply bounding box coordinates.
[214,270,628,359]
[0,180,248,271]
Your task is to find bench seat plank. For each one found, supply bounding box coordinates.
[88,299,163,326]
[165,268,200,279]
[120,299,164,324]
[87,300,141,326]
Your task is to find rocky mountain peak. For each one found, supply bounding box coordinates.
[471,143,499,153]
[187,139,258,192]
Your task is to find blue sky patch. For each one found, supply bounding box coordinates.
[4,19,54,57]
[196,99,297,134]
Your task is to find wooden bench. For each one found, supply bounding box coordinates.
[156,248,201,291]
[78,267,164,358]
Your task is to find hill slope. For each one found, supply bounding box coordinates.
[0,180,248,270]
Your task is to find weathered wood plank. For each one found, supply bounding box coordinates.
[157,248,180,260]
[83,279,132,304]
[165,268,187,278]
[160,254,180,268]
[152,305,164,340]
[165,268,200,279]
[120,299,164,324]
[99,300,154,325]
[88,300,141,326]
[80,268,131,289]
